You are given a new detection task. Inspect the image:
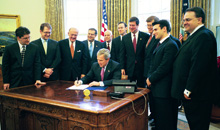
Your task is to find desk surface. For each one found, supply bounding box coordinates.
[0,80,149,113]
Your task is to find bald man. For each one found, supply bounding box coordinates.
[58,27,88,81]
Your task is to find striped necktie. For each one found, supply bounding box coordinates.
[21,45,26,66]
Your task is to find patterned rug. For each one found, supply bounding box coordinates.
[177,119,190,130]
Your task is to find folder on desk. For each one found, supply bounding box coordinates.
[87,86,108,91]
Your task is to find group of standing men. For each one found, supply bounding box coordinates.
[2,6,219,130]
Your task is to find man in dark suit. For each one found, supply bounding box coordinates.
[113,21,127,43]
[83,28,104,73]
[143,16,159,126]
[120,17,150,87]
[31,23,61,81]
[103,30,119,62]
[171,7,218,130]
[110,22,128,63]
[75,48,121,86]
[146,20,179,130]
[2,26,44,89]
[59,27,88,81]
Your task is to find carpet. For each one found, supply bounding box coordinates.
[177,119,190,130]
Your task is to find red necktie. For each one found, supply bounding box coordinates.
[155,42,161,49]
[101,67,105,81]
[107,42,110,50]
[146,35,152,48]
[133,33,136,53]
[70,42,74,58]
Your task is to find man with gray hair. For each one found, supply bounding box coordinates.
[75,48,121,86]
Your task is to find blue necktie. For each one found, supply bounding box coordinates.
[89,42,93,57]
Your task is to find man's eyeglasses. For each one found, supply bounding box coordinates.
[43,32,51,34]
[21,37,31,40]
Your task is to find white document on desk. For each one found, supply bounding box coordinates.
[66,85,89,90]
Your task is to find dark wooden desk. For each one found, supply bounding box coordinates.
[0,81,149,130]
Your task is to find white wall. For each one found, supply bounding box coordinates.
[0,0,45,41]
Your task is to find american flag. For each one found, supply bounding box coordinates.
[100,0,108,42]
[179,0,189,43]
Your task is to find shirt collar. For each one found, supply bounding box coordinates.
[103,60,109,70]
[189,24,204,36]
[69,39,76,45]
[159,34,170,44]
[18,41,26,51]
[131,31,139,37]
[41,38,48,43]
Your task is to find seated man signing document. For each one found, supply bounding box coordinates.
[75,48,121,87]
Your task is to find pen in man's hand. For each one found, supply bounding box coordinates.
[76,77,79,84]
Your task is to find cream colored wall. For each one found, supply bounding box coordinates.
[0,0,45,41]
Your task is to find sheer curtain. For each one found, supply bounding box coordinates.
[98,0,131,39]
[170,0,211,38]
[45,0,64,41]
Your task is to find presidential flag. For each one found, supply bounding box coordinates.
[100,0,108,42]
[179,0,189,44]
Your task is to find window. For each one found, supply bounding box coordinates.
[64,0,98,41]
[210,0,220,56]
[132,0,171,33]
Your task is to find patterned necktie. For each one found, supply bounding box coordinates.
[21,45,26,66]
[133,33,136,53]
[89,42,93,57]
[70,42,74,58]
[100,67,105,81]
[43,40,47,55]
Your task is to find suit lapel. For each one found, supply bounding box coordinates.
[47,39,51,56]
[92,41,98,59]
[98,66,102,81]
[175,34,192,57]
[104,60,111,80]
[14,43,22,66]
[136,32,143,52]
[153,38,168,54]
[23,44,32,66]
[66,39,73,59]
[127,33,135,54]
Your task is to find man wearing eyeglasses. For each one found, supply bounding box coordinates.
[171,7,218,130]
[2,26,45,89]
[31,23,61,81]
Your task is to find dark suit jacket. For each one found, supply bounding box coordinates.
[82,40,104,73]
[103,40,120,63]
[144,36,159,78]
[148,37,178,98]
[81,60,121,86]
[2,42,41,88]
[170,35,181,48]
[108,36,122,63]
[172,26,218,101]
[144,35,181,78]
[120,31,149,78]
[59,39,88,81]
[31,38,61,81]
